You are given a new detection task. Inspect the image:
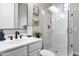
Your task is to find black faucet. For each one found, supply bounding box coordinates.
[15,31,20,39]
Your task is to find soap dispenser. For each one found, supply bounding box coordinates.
[0,30,5,41]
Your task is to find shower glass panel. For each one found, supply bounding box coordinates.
[47,3,73,56]
[70,3,79,56]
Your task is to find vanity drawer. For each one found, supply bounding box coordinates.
[29,52,39,56]
[29,49,40,56]
[2,46,27,56]
[29,41,42,53]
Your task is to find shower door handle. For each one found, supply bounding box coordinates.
[68,28,72,34]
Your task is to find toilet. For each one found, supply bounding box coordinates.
[39,49,55,56]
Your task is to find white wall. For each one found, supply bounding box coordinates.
[34,3,52,10]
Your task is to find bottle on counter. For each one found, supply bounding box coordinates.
[0,30,5,41]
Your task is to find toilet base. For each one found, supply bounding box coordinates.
[39,49,55,56]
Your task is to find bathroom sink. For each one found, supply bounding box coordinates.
[0,37,27,43]
[0,39,14,43]
[0,37,41,45]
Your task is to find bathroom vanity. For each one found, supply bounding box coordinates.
[0,37,42,56]
[0,3,42,56]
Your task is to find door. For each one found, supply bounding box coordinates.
[70,6,79,55]
[69,3,79,55]
[68,7,73,56]
[52,12,68,56]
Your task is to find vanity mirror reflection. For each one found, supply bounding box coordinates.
[0,3,28,29]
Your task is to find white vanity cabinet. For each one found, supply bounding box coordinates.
[28,41,42,56]
[2,46,27,56]
[1,39,42,56]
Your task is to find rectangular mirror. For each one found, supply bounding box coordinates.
[0,3,28,29]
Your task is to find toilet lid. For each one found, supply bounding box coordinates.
[40,49,55,56]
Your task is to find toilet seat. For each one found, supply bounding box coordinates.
[40,49,55,56]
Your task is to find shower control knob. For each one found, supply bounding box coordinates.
[71,13,73,16]
[70,44,73,48]
[48,25,51,29]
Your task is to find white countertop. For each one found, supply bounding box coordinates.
[0,37,42,54]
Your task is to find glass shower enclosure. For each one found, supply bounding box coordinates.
[42,3,73,56]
